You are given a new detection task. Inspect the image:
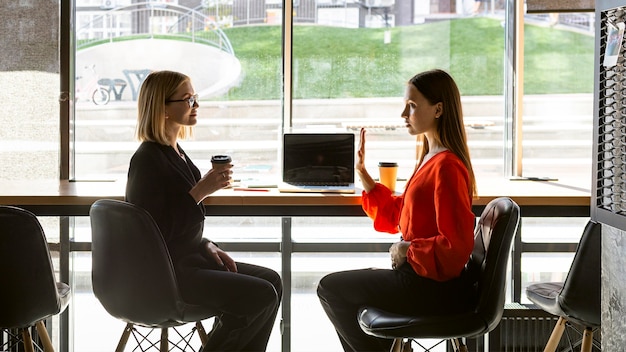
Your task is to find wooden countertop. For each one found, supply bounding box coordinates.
[0,177,591,208]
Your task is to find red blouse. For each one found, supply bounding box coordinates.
[362,151,475,282]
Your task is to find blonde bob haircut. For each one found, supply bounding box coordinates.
[135,70,193,144]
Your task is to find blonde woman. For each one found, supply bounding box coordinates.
[126,70,282,352]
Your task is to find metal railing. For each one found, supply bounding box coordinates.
[76,2,234,55]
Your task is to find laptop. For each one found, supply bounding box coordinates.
[279,133,356,194]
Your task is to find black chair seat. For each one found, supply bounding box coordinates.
[1,205,72,351]
[525,220,601,352]
[90,199,216,351]
[359,306,488,339]
[55,282,72,316]
[358,197,521,350]
[2,282,71,329]
[525,282,565,317]
[123,302,216,329]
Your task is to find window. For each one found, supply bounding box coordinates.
[521,11,595,183]
[69,2,600,350]
[71,1,595,185]
[1,2,60,181]
[73,0,277,180]
[0,1,596,351]
[0,0,64,348]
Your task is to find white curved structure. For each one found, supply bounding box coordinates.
[77,39,241,100]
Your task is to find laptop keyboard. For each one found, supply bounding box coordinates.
[288,182,351,187]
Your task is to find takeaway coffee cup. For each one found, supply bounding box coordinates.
[212,155,232,185]
[211,155,232,170]
[378,162,398,192]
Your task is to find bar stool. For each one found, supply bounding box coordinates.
[89,199,216,352]
[526,220,601,352]
[0,205,71,352]
[358,197,521,352]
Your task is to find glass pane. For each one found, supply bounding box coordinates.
[46,218,62,349]
[291,1,506,180]
[0,2,60,180]
[71,252,124,351]
[292,252,390,352]
[521,217,588,243]
[292,216,396,243]
[206,217,282,243]
[0,0,61,345]
[72,216,92,242]
[75,216,282,243]
[522,12,595,184]
[73,0,282,181]
[521,252,574,304]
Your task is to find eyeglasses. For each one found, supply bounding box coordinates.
[165,94,199,108]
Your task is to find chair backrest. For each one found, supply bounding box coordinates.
[89,199,185,326]
[463,197,520,333]
[558,220,601,327]
[0,206,63,328]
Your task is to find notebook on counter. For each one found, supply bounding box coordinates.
[279,133,356,194]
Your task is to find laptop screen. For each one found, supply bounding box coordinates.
[283,133,355,185]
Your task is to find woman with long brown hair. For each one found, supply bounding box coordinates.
[318,69,477,351]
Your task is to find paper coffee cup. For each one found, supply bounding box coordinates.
[211,155,232,170]
[378,162,398,192]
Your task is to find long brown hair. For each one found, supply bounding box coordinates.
[135,70,192,144]
[410,69,477,199]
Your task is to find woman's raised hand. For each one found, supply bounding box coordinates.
[357,128,376,192]
[356,128,367,174]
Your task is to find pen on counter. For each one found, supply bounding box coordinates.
[233,188,270,192]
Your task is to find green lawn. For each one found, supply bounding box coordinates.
[221,17,594,100]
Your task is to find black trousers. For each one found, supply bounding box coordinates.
[176,254,283,352]
[317,262,474,352]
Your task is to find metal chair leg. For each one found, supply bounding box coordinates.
[544,317,567,352]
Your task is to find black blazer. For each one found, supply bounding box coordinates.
[125,141,207,262]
